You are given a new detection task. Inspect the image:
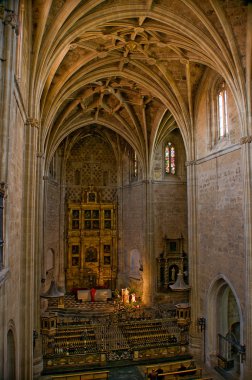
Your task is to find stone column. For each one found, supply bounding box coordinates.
[20,118,39,380]
[186,160,202,361]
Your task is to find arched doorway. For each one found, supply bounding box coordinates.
[7,329,16,380]
[207,276,243,379]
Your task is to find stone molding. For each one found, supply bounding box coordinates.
[240,136,252,144]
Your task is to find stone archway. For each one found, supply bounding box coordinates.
[207,276,243,378]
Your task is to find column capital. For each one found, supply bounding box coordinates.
[185,160,197,166]
[2,8,18,33]
[240,135,252,144]
[26,118,40,129]
[37,152,45,159]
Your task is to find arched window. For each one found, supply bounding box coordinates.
[165,142,176,175]
[217,82,228,139]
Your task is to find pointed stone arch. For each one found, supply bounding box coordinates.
[207,275,244,376]
[7,321,16,380]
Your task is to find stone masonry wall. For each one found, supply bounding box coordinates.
[152,181,188,258]
[196,149,245,311]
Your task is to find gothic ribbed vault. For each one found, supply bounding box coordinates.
[30,0,248,174]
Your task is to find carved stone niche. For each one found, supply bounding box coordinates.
[156,236,188,292]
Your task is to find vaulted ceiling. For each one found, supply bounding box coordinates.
[30,0,247,170]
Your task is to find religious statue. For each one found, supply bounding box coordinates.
[122,288,130,304]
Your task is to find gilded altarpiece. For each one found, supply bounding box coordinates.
[66,189,117,291]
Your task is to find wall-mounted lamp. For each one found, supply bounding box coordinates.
[197,317,206,362]
[239,344,246,363]
[197,317,206,332]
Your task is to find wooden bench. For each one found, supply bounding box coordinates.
[157,367,202,379]
[145,360,196,376]
[51,370,109,380]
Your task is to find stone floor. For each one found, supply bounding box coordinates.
[108,365,145,379]
[40,365,145,379]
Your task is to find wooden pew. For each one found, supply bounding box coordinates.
[157,367,202,379]
[145,360,196,376]
[50,370,109,380]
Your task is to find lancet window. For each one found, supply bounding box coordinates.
[165,142,176,175]
[217,82,228,139]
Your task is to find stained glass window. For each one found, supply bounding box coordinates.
[133,151,138,177]
[165,142,176,175]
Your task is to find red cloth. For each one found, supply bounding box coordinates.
[90,288,96,302]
